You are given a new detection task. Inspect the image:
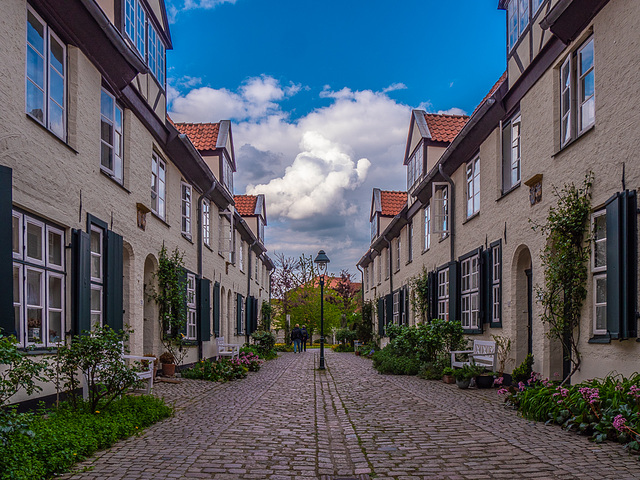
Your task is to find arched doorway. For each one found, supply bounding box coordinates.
[512,245,532,366]
[143,254,158,354]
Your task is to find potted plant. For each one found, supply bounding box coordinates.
[442,367,456,384]
[159,351,176,377]
[452,364,483,389]
[512,353,534,384]
[474,368,496,389]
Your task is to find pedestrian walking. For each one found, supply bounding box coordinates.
[291,324,302,353]
[300,325,308,351]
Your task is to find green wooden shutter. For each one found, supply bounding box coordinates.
[404,286,409,325]
[0,166,13,335]
[377,297,385,336]
[213,281,220,337]
[179,267,187,337]
[449,261,459,323]
[606,191,638,339]
[489,241,503,328]
[245,296,251,335]
[385,293,393,329]
[197,277,211,342]
[252,297,258,333]
[236,293,243,334]
[72,229,91,335]
[481,248,491,325]
[105,230,124,332]
[428,271,437,322]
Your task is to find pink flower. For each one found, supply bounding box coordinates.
[497,388,509,395]
[518,381,526,392]
[494,377,504,386]
[613,414,628,432]
[578,387,600,404]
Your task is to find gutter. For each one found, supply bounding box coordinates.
[438,164,455,263]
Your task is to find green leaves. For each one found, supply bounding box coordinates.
[0,335,49,408]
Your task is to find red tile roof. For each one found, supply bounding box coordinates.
[424,114,469,143]
[472,71,507,117]
[173,122,220,151]
[234,195,258,216]
[380,190,406,216]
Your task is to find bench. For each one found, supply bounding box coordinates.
[82,354,155,400]
[450,340,496,371]
[216,336,240,359]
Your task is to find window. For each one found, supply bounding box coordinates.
[147,22,165,87]
[508,0,529,51]
[26,7,66,139]
[432,184,449,237]
[406,143,424,190]
[258,217,264,242]
[181,182,192,238]
[437,268,449,321]
[461,253,480,330]
[592,211,607,335]
[254,254,259,281]
[222,156,234,194]
[384,249,389,279]
[90,226,104,328]
[151,153,166,219]
[364,266,369,291]
[423,204,431,251]
[218,212,234,262]
[491,242,502,326]
[239,239,244,272]
[466,157,480,217]
[203,199,211,247]
[532,0,544,14]
[395,238,401,272]
[377,256,381,284]
[393,291,400,324]
[124,0,146,57]
[100,89,124,183]
[371,214,378,242]
[561,37,595,147]
[502,113,521,192]
[12,211,65,347]
[186,273,197,340]
[407,223,413,263]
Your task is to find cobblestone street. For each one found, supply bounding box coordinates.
[61,352,640,479]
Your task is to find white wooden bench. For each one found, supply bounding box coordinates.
[82,354,155,400]
[450,340,496,371]
[216,336,240,359]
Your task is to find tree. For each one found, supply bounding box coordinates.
[331,269,361,328]
[271,253,302,344]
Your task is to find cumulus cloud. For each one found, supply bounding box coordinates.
[437,107,468,116]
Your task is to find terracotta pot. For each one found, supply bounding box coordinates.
[442,374,456,384]
[162,363,176,377]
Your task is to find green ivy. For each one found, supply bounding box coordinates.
[409,267,430,323]
[531,172,593,384]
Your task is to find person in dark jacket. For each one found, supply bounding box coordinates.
[291,324,302,353]
[300,325,308,352]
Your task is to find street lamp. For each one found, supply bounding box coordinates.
[314,249,330,370]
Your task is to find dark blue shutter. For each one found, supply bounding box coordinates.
[481,248,491,326]
[213,281,220,337]
[72,229,91,335]
[0,166,13,335]
[448,261,459,324]
[428,271,437,321]
[377,297,385,336]
[197,277,211,342]
[606,191,638,339]
[179,267,187,337]
[245,296,252,335]
[252,297,259,332]
[385,293,393,329]
[404,286,410,325]
[236,293,243,334]
[105,230,123,331]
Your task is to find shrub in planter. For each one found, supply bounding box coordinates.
[453,364,484,388]
[442,367,456,384]
[512,354,534,384]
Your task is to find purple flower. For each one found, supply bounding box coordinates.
[578,387,600,404]
[497,388,509,395]
[613,414,628,432]
[518,381,526,392]
[494,377,504,386]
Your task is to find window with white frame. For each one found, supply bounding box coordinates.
[461,253,480,330]
[186,273,197,340]
[371,214,378,242]
[395,238,401,272]
[222,156,234,194]
[181,182,192,238]
[560,36,595,147]
[408,223,413,263]
[124,0,146,57]
[258,217,264,242]
[202,199,211,247]
[255,254,259,282]
[508,0,529,52]
[90,225,104,329]
[502,113,521,192]
[466,157,480,217]
[100,89,124,183]
[407,143,424,190]
[384,249,389,279]
[492,242,502,325]
[377,256,381,284]
[218,212,234,262]
[151,153,166,219]
[12,211,65,347]
[437,268,449,321]
[393,291,400,324]
[238,235,244,272]
[147,22,165,87]
[532,0,544,14]
[26,7,66,139]
[423,204,431,251]
[238,298,245,335]
[592,210,607,335]
[432,184,449,237]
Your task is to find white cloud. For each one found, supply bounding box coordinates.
[167,0,237,22]
[382,83,407,93]
[437,107,467,116]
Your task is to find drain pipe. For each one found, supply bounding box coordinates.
[383,235,393,294]
[438,164,455,262]
[356,264,364,305]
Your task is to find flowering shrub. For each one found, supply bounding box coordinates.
[181,358,248,382]
[499,372,640,454]
[238,351,263,372]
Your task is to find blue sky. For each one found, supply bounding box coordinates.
[166,0,507,274]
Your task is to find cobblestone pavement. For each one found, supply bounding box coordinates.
[61,351,640,479]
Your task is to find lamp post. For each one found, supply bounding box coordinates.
[314,250,330,370]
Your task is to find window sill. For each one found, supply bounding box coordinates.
[464,328,483,335]
[588,334,611,344]
[438,234,450,244]
[496,183,521,202]
[100,170,130,193]
[22,347,59,355]
[204,243,214,253]
[463,211,480,225]
[422,247,430,255]
[150,211,170,228]
[181,233,194,244]
[553,124,595,157]
[26,113,78,154]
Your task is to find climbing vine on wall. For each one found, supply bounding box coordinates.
[409,267,430,323]
[531,172,593,384]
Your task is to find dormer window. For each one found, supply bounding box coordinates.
[371,214,378,242]
[258,217,264,242]
[124,0,165,88]
[222,156,234,194]
[508,0,529,51]
[406,143,424,191]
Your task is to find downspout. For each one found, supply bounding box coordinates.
[196,182,218,361]
[438,164,455,262]
[246,240,258,345]
[383,235,393,294]
[356,264,364,306]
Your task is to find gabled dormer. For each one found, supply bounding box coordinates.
[498,0,555,89]
[234,194,267,243]
[174,120,237,196]
[403,110,468,200]
[370,188,406,243]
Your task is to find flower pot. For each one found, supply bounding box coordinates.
[456,378,471,389]
[442,374,456,384]
[162,363,176,377]
[475,375,494,389]
[500,373,513,386]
